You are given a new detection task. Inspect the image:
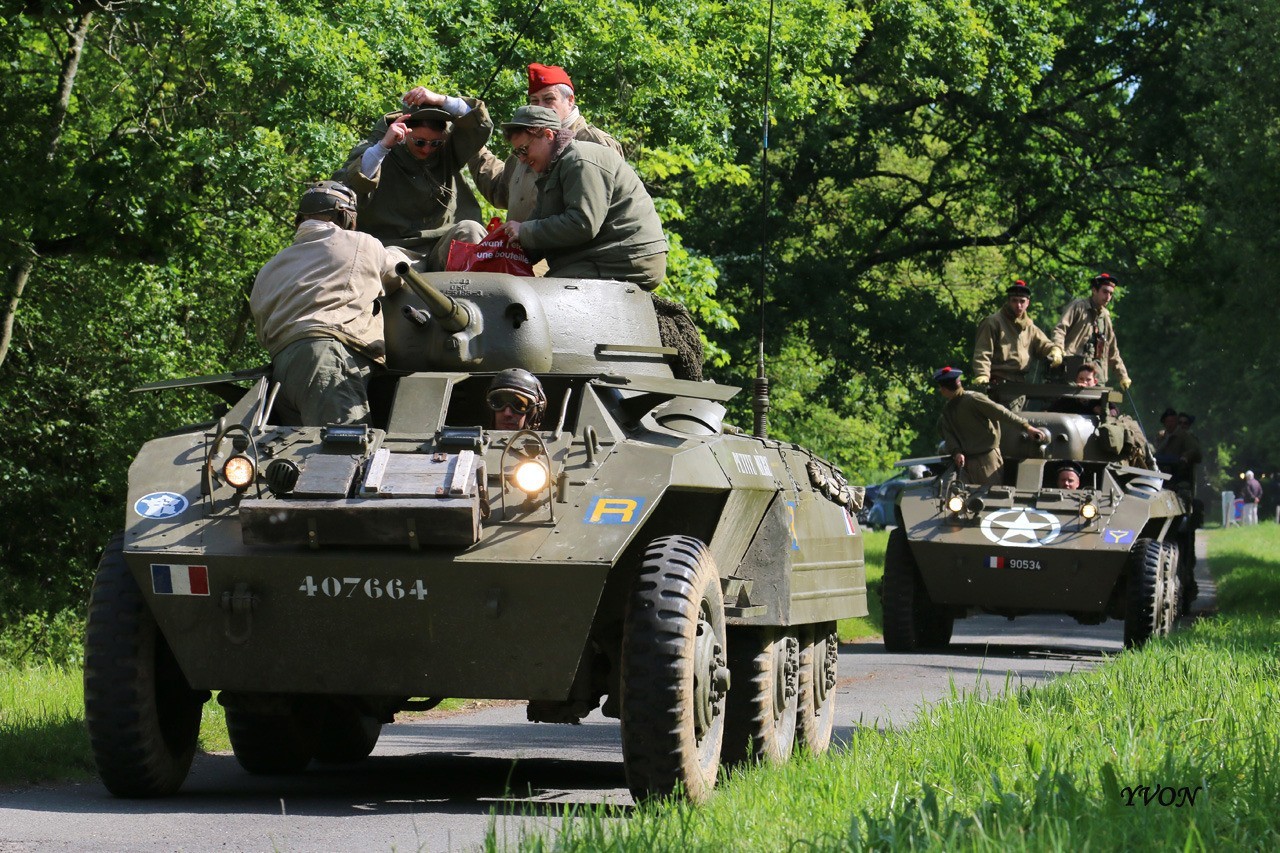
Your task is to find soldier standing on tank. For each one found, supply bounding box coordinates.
[470,64,622,224]
[250,181,410,426]
[486,368,547,431]
[338,86,493,272]
[932,366,1049,484]
[971,280,1063,407]
[1052,272,1131,390]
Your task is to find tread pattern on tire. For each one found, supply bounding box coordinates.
[1124,537,1174,648]
[722,626,797,766]
[84,533,203,798]
[620,535,726,804]
[796,621,838,755]
[881,527,952,652]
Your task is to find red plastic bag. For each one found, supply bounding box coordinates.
[445,217,533,276]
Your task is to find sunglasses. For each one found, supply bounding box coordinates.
[511,144,530,158]
[486,391,535,414]
[410,138,445,149]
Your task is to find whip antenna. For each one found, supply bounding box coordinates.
[477,0,545,102]
[753,0,777,439]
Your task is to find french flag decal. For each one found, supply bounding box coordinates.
[985,556,1006,569]
[151,564,210,596]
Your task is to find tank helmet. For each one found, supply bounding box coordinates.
[297,180,358,229]
[486,368,547,428]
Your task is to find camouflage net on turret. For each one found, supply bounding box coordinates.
[652,294,704,381]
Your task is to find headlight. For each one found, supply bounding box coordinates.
[946,495,965,514]
[222,455,256,489]
[1080,503,1098,520]
[512,460,548,495]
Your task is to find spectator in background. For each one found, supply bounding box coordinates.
[1240,470,1263,525]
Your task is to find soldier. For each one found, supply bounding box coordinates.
[971,279,1063,401]
[1052,272,1131,389]
[1048,361,1102,414]
[470,63,622,224]
[495,106,668,289]
[1154,407,1199,484]
[486,368,547,431]
[338,86,493,271]
[250,181,410,426]
[1055,460,1083,490]
[932,366,1049,484]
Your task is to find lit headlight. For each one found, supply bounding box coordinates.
[222,455,256,489]
[512,460,549,495]
[946,495,965,514]
[1080,503,1098,520]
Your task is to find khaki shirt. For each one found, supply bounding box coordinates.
[251,221,408,361]
[339,99,493,253]
[469,114,621,222]
[938,389,1032,456]
[1052,296,1129,384]
[518,140,667,274]
[972,306,1056,383]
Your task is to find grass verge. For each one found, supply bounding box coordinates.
[838,528,886,642]
[514,525,1280,851]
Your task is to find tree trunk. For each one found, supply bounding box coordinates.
[0,9,94,371]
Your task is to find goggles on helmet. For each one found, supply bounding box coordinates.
[486,390,535,415]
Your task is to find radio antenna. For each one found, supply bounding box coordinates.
[477,0,546,102]
[752,0,777,439]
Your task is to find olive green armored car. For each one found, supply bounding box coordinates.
[882,380,1196,653]
[83,270,867,804]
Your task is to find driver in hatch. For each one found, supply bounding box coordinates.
[486,368,546,430]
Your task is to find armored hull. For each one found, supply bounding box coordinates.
[86,272,866,803]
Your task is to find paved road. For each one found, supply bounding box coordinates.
[0,539,1212,852]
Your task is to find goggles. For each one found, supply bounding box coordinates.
[486,391,535,415]
[410,138,445,149]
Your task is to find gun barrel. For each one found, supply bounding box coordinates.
[394,261,470,333]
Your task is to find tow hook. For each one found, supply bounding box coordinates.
[221,582,258,644]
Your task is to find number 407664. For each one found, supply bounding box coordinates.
[298,576,428,601]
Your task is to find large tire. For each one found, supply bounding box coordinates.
[84,533,204,798]
[312,702,382,764]
[621,536,729,804]
[882,528,953,652]
[722,627,798,766]
[225,708,314,774]
[1123,538,1176,648]
[796,621,839,755]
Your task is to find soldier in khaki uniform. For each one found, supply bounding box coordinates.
[338,86,493,271]
[496,106,668,289]
[971,279,1063,387]
[250,181,409,426]
[1052,272,1131,389]
[470,64,622,224]
[933,366,1049,484]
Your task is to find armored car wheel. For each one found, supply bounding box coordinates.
[796,622,839,755]
[312,703,382,764]
[882,528,953,652]
[225,708,314,774]
[1123,538,1176,648]
[722,627,798,766]
[621,535,729,803]
[84,533,205,798]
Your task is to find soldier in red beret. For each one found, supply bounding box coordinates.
[470,63,622,225]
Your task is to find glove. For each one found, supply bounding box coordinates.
[971,376,989,387]
[1047,346,1063,368]
[1120,377,1132,391]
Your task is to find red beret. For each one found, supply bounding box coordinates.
[528,63,573,95]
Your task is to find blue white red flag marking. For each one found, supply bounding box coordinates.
[151,564,210,596]
[985,556,1006,569]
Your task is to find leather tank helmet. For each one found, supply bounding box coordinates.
[297,180,358,230]
[486,368,547,429]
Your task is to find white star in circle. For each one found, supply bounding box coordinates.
[980,508,1061,548]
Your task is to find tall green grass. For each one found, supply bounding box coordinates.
[519,526,1280,850]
